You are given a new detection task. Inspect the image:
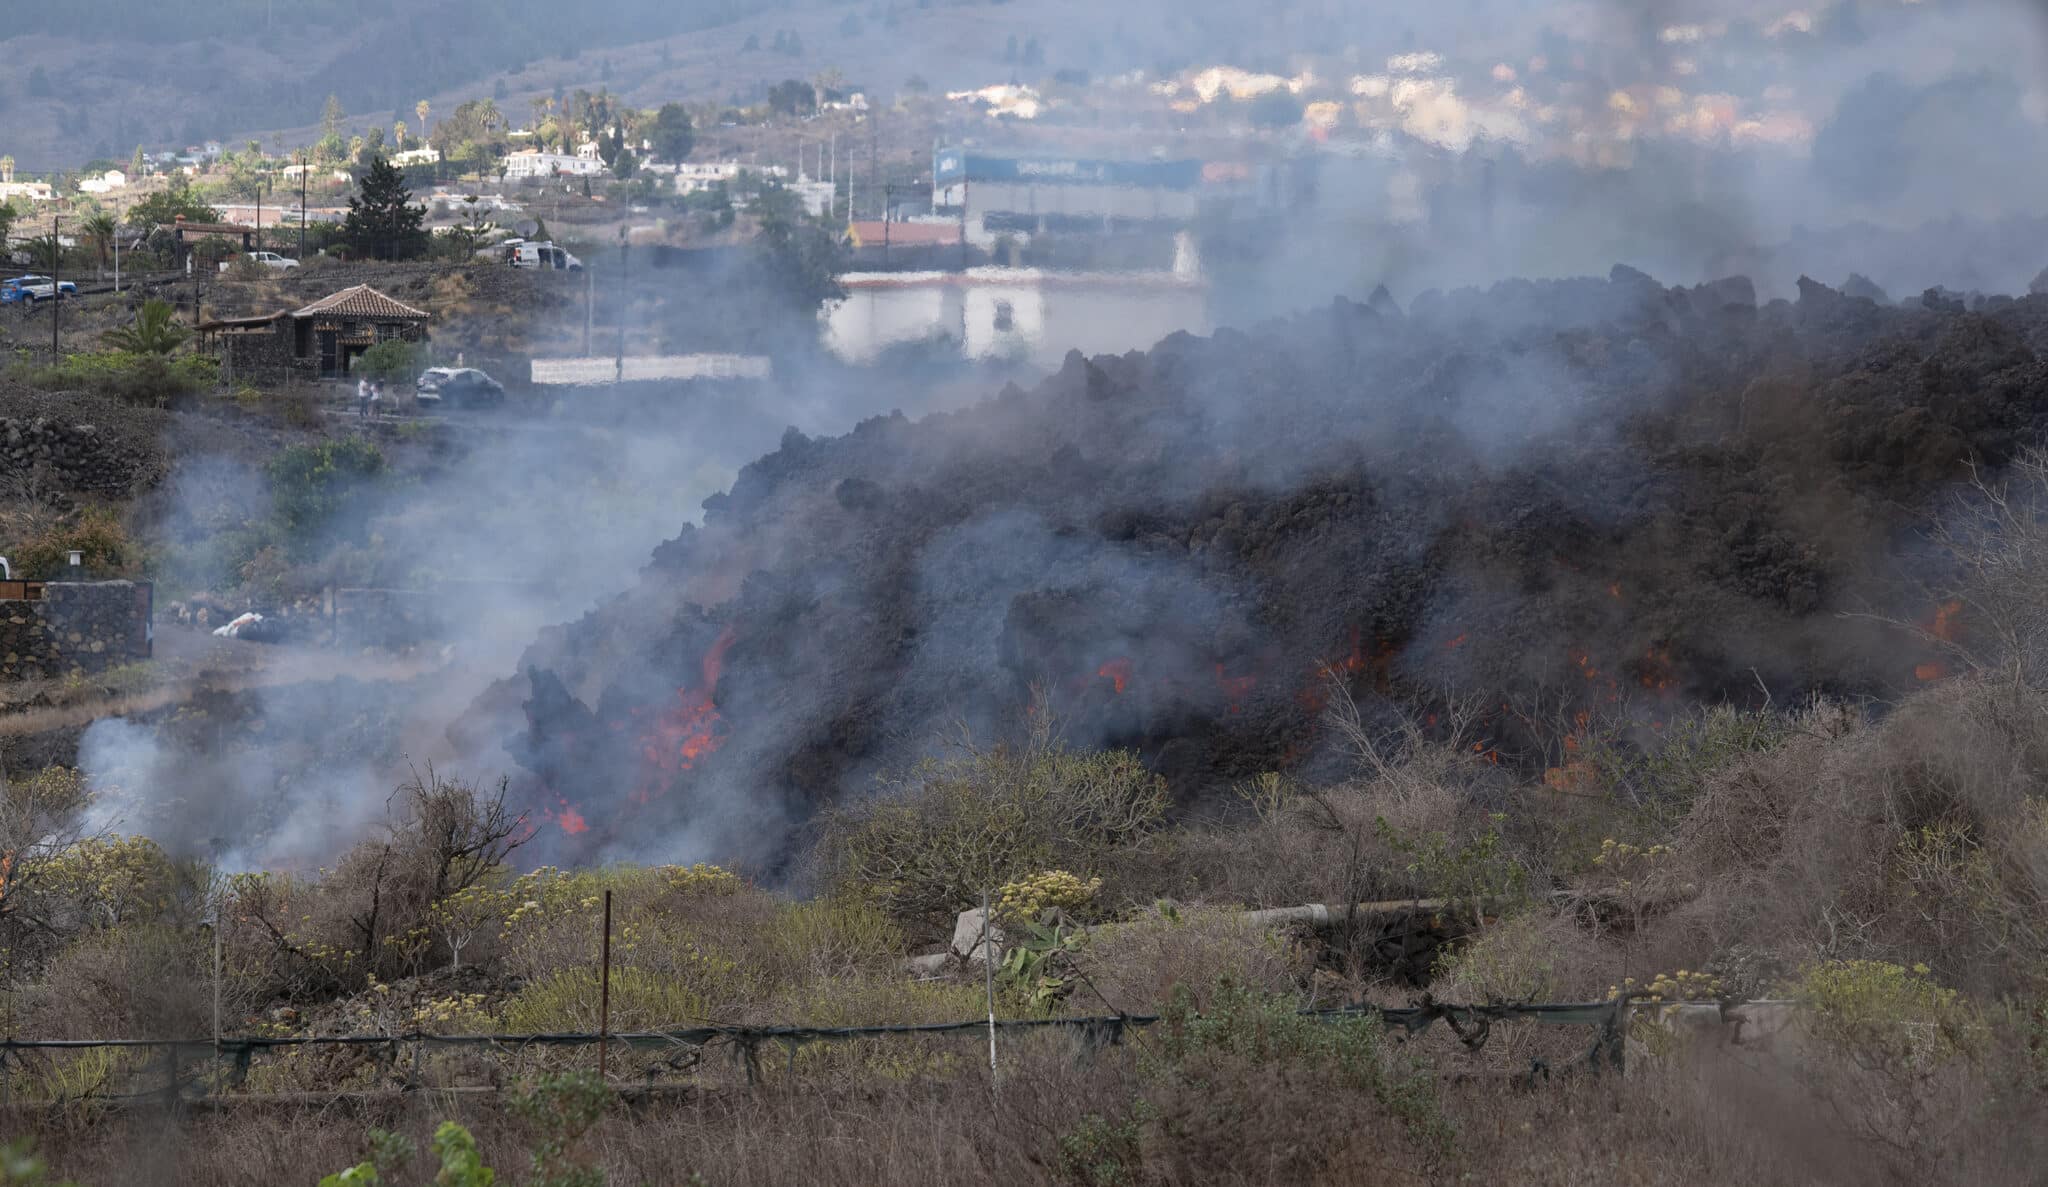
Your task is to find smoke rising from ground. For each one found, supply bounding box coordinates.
[55,0,2048,874]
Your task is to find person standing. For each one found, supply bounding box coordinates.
[356,375,371,418]
[369,379,384,419]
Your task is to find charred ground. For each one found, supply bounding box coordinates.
[484,267,2048,867]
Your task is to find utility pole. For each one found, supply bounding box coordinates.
[255,173,263,255]
[615,227,627,384]
[298,152,308,261]
[583,261,594,356]
[50,214,60,360]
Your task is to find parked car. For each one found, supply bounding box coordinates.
[0,275,78,304]
[504,241,583,271]
[219,251,300,273]
[415,367,506,409]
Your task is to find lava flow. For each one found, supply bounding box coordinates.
[1098,657,1134,694]
[639,627,739,777]
[542,797,590,835]
[1915,601,1963,682]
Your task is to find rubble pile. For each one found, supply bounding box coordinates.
[475,267,2048,866]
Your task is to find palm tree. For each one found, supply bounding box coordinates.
[416,99,431,134]
[102,299,190,355]
[79,213,116,278]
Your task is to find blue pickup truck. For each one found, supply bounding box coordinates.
[0,275,79,304]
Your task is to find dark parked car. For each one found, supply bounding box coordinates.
[414,367,506,409]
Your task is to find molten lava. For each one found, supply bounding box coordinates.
[543,798,590,835]
[638,627,738,776]
[1098,657,1133,695]
[1214,663,1257,714]
[1915,601,1964,682]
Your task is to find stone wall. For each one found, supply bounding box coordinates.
[214,324,309,385]
[0,582,153,681]
[1,417,164,497]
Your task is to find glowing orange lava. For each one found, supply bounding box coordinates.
[1214,663,1256,714]
[544,798,590,835]
[619,626,741,811]
[1098,658,1133,694]
[1915,601,1964,682]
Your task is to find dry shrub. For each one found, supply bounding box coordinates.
[818,730,1167,933]
[1430,909,1598,1004]
[1072,905,1306,1015]
[1654,679,2048,999]
[19,923,213,1039]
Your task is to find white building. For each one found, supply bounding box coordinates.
[0,181,55,203]
[76,170,128,195]
[389,147,442,168]
[503,150,608,180]
[826,241,1208,371]
[790,179,835,219]
[673,162,790,195]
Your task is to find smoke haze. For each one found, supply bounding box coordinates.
[47,0,2048,874]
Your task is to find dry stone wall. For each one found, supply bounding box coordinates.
[0,416,164,496]
[0,582,152,681]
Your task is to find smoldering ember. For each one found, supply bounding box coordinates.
[9,1,2048,1183]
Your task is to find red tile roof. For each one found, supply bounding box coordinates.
[291,284,430,321]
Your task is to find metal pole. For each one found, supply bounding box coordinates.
[598,889,613,1080]
[299,154,307,261]
[584,261,593,356]
[615,228,626,383]
[212,921,222,1051]
[256,175,263,255]
[212,915,223,1091]
[982,888,998,1087]
[113,226,120,293]
[51,214,60,360]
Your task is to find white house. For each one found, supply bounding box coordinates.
[673,161,789,195]
[0,181,55,203]
[790,179,835,219]
[389,147,442,167]
[76,170,128,195]
[503,150,608,180]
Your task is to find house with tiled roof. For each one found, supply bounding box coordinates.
[197,284,430,381]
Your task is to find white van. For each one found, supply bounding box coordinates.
[505,241,583,271]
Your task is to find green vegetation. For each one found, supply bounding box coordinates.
[124,180,220,229]
[355,339,425,384]
[821,734,1167,928]
[341,156,428,261]
[21,351,217,407]
[0,504,136,580]
[99,300,189,356]
[266,438,390,559]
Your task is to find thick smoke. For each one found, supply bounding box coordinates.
[54,0,2048,875]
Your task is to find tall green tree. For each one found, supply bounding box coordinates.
[341,156,428,260]
[126,180,220,228]
[646,102,694,163]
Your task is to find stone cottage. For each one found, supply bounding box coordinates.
[198,284,431,382]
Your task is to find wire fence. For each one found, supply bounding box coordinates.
[0,994,1758,1111]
